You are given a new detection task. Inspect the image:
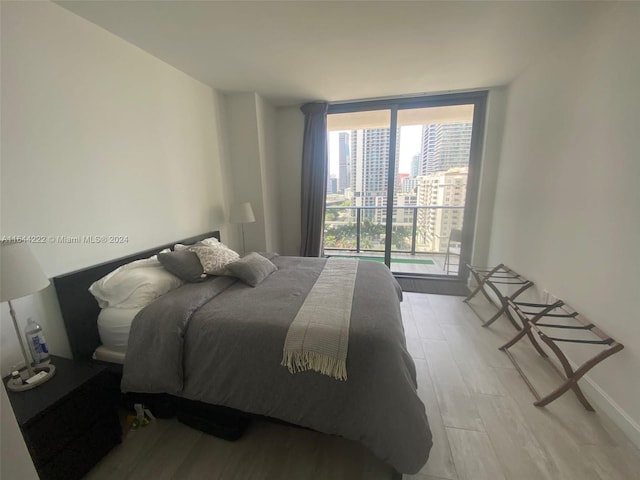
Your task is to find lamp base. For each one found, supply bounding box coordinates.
[6,364,56,392]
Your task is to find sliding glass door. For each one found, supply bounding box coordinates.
[324,109,392,263]
[323,92,486,281]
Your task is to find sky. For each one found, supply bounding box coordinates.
[328,125,423,177]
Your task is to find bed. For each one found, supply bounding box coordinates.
[53,231,432,475]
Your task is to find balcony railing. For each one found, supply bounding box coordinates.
[323,205,464,255]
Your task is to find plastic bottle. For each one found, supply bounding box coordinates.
[11,370,24,385]
[24,318,50,365]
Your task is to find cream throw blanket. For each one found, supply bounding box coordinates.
[282,258,358,380]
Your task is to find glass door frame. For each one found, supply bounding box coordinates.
[327,90,488,282]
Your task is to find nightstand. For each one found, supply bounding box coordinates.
[3,355,122,480]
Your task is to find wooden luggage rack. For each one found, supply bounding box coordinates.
[500,298,624,411]
[464,264,534,329]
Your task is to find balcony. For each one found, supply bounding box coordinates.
[323,205,464,276]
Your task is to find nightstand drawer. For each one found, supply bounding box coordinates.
[38,412,121,480]
[24,371,117,465]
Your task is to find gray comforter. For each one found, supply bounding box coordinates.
[121,256,432,474]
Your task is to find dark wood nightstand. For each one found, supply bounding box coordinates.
[3,355,122,480]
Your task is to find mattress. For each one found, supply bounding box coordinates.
[97,306,142,350]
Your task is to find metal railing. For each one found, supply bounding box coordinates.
[323,205,464,255]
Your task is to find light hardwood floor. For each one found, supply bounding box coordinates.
[86,293,640,479]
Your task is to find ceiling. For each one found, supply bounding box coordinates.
[56,1,609,106]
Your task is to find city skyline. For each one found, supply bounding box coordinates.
[328,121,472,193]
[329,125,423,178]
[324,119,473,254]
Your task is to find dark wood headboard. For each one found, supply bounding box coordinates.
[53,231,220,362]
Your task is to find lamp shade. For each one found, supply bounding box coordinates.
[0,242,50,302]
[229,202,256,224]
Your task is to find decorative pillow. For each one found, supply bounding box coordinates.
[89,258,183,309]
[201,236,220,246]
[190,242,240,275]
[226,252,278,287]
[158,250,206,283]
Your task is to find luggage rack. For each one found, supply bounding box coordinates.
[499,298,624,411]
[464,264,534,329]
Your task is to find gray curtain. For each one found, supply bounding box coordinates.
[300,102,329,257]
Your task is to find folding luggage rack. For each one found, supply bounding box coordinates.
[499,298,624,411]
[462,263,624,410]
[463,263,534,329]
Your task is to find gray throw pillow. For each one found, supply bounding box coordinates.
[227,252,277,287]
[158,250,207,283]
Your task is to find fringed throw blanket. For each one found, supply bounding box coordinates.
[282,257,358,380]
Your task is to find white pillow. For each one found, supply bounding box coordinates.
[118,248,168,268]
[89,252,183,309]
[190,242,239,275]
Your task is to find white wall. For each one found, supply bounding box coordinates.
[471,87,507,268]
[1,1,232,373]
[489,3,640,443]
[224,92,282,254]
[275,107,305,256]
[225,93,267,253]
[256,95,281,253]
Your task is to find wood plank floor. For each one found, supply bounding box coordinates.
[86,293,640,479]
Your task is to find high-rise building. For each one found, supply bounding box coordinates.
[401,177,419,193]
[420,124,438,175]
[349,127,400,220]
[338,132,350,193]
[416,167,467,252]
[420,122,472,174]
[393,193,417,226]
[327,175,338,194]
[410,154,420,178]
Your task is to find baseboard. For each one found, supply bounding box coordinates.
[395,276,470,296]
[580,375,640,449]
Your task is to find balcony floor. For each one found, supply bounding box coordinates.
[324,250,460,276]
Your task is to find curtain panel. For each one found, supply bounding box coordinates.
[300,102,329,257]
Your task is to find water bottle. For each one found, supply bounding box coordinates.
[24,318,50,365]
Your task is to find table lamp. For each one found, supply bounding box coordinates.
[229,202,255,255]
[1,241,56,391]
